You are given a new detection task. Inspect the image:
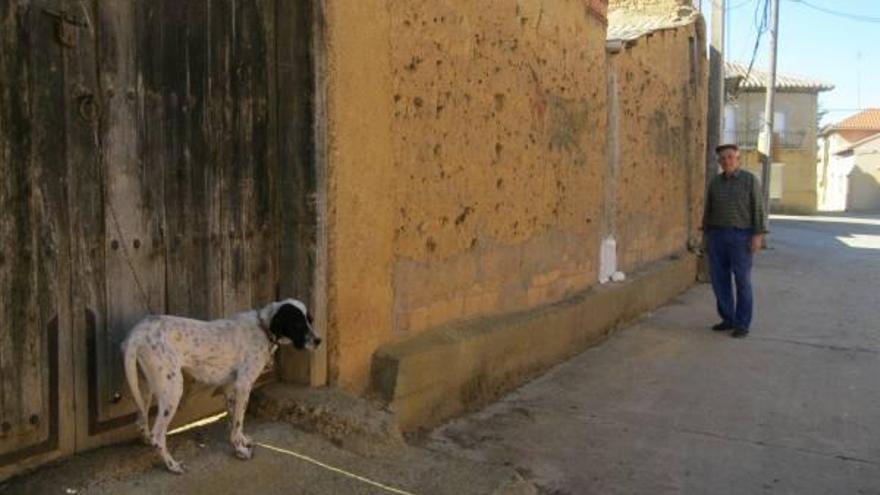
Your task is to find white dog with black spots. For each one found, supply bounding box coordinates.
[121,299,321,473]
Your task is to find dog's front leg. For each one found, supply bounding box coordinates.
[228,381,255,460]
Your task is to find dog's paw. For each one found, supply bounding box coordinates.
[234,444,254,460]
[166,460,186,474]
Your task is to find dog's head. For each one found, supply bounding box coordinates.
[262,299,321,350]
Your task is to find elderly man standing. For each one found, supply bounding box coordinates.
[702,144,768,338]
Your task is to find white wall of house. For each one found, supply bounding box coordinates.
[847,138,880,211]
[818,131,880,211]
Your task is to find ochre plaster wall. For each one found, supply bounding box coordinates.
[388,1,610,339]
[323,1,610,393]
[322,0,397,392]
[611,22,707,273]
[323,0,704,394]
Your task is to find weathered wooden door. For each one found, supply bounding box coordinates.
[0,0,77,476]
[1,0,316,477]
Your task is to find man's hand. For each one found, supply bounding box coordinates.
[751,234,765,253]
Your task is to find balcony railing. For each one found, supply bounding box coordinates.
[723,130,810,150]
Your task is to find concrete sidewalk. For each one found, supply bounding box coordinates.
[0,417,532,495]
[425,214,880,494]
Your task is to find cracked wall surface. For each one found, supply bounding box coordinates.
[323,0,705,394]
[611,21,706,273]
[388,0,609,338]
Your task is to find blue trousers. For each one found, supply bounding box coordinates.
[706,227,754,330]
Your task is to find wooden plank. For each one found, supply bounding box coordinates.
[276,0,316,301]
[67,0,111,449]
[160,0,223,320]
[263,0,280,305]
[0,0,69,471]
[215,0,253,315]
[222,0,251,314]
[0,0,33,457]
[147,0,227,415]
[97,0,166,425]
[32,0,78,463]
[240,0,277,309]
[274,0,324,385]
[14,2,46,455]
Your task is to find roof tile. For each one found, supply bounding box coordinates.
[826,109,880,132]
[725,61,833,92]
[606,9,698,42]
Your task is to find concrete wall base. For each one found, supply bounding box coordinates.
[251,383,405,457]
[372,253,698,431]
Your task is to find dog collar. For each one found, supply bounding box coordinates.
[257,311,278,346]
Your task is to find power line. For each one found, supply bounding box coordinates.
[787,0,880,23]
[704,0,754,11]
[733,6,759,62]
[731,0,769,99]
[753,0,769,33]
[727,0,754,10]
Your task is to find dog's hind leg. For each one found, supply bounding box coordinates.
[150,367,185,474]
[138,382,154,445]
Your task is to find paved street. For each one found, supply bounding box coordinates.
[4,214,878,495]
[426,213,880,494]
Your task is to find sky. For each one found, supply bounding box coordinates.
[698,0,880,126]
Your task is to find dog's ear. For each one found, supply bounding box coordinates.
[269,303,309,348]
[269,304,297,337]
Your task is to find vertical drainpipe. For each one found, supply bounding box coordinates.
[602,40,623,282]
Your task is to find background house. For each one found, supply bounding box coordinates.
[723,61,833,214]
[818,109,880,211]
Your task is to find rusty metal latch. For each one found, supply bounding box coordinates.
[42,8,88,48]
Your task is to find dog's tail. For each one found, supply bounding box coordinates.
[122,333,147,420]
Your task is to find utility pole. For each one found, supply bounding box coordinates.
[700,0,725,282]
[759,0,780,229]
[706,0,725,189]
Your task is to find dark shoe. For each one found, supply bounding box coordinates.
[712,321,733,331]
[731,328,750,338]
